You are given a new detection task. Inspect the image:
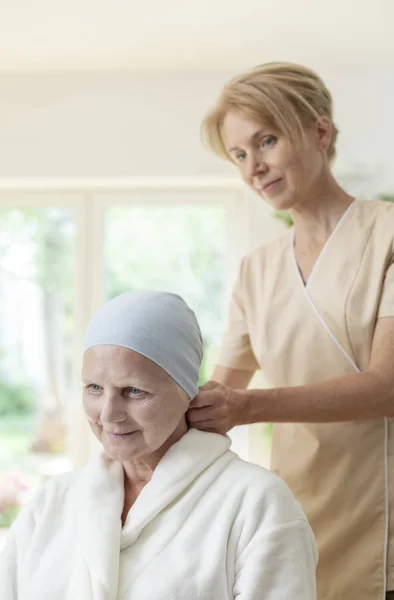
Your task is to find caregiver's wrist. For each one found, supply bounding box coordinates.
[233,388,255,426]
[235,387,274,425]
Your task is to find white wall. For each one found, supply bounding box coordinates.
[0,72,231,178]
[0,67,393,193]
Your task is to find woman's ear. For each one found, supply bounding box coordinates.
[315,115,333,153]
[179,387,191,412]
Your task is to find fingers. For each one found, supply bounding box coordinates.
[187,407,216,424]
[189,392,212,409]
[188,419,225,434]
[187,402,228,434]
[189,396,207,409]
[188,419,217,430]
[190,381,220,408]
[199,380,219,392]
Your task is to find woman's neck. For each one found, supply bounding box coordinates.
[120,419,188,526]
[289,172,354,245]
[122,418,188,488]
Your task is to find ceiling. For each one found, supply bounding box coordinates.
[0,0,393,72]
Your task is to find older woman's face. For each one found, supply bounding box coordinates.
[82,345,190,462]
[222,111,330,212]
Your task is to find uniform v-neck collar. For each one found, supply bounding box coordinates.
[291,199,357,289]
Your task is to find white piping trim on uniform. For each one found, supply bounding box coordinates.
[301,284,360,372]
[383,417,389,597]
[290,224,360,371]
[300,281,390,596]
[291,199,389,595]
[292,199,356,290]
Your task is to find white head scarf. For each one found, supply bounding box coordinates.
[83,290,203,399]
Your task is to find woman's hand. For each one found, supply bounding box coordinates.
[187,381,246,434]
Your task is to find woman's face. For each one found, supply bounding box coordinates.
[222,111,330,212]
[82,345,190,463]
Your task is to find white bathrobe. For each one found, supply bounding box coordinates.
[0,430,317,600]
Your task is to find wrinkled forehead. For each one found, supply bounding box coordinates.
[82,345,175,386]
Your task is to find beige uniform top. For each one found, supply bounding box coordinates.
[218,199,394,599]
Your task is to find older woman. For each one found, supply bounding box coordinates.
[187,62,394,600]
[0,290,317,600]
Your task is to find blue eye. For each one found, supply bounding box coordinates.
[88,384,102,393]
[125,387,145,397]
[235,151,247,163]
[261,136,277,148]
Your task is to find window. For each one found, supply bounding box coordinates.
[0,182,268,538]
[0,203,76,527]
[104,203,226,380]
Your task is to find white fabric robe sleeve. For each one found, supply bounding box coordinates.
[233,475,318,599]
[0,480,52,600]
[0,498,37,599]
[1,528,18,599]
[0,436,318,600]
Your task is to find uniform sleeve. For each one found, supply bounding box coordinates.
[216,257,260,372]
[378,252,394,318]
[233,478,318,600]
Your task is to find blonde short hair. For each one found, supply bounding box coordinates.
[202,62,338,163]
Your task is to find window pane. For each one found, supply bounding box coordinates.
[0,208,75,529]
[104,205,226,382]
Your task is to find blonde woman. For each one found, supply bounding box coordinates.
[188,62,394,600]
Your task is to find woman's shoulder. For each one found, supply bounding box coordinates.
[354,198,394,232]
[355,197,394,214]
[223,452,308,524]
[5,467,83,548]
[21,467,83,521]
[224,454,294,495]
[40,466,82,494]
[351,199,394,258]
[246,229,292,261]
[240,229,293,277]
